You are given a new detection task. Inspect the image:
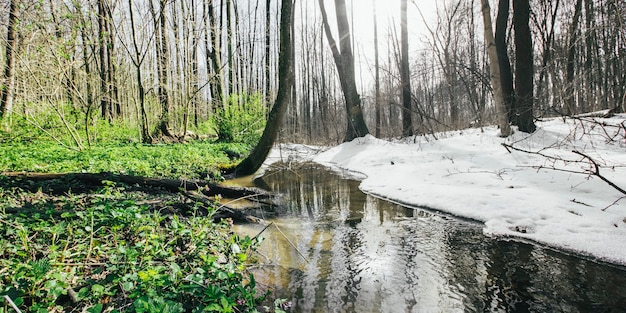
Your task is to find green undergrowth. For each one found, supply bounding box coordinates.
[0,140,250,180]
[0,183,282,312]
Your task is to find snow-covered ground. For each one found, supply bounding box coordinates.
[263,114,626,266]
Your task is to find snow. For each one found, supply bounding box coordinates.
[263,114,626,266]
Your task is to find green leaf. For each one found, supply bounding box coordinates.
[91,284,105,295]
[87,303,103,313]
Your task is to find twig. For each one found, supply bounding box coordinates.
[272,224,309,264]
[3,295,22,313]
[603,196,626,212]
[572,150,626,195]
[252,222,274,241]
[503,143,626,198]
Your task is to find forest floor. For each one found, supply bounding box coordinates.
[0,141,285,312]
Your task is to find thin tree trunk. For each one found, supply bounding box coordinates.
[234,0,293,177]
[400,0,412,137]
[151,0,174,138]
[536,0,560,111]
[318,0,370,141]
[373,0,381,138]
[226,0,234,96]
[0,0,19,125]
[566,0,583,114]
[495,0,515,124]
[265,0,272,103]
[480,0,511,137]
[205,0,224,108]
[128,0,151,143]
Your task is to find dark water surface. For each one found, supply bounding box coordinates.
[235,163,626,313]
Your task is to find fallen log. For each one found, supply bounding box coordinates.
[0,171,271,223]
[0,171,271,199]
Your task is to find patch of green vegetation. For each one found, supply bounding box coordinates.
[0,184,269,312]
[0,141,250,180]
[0,100,290,312]
[213,93,267,145]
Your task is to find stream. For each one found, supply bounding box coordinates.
[235,163,626,312]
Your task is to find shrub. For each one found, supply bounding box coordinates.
[213,93,267,145]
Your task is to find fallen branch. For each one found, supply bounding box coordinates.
[502,143,626,200]
[0,171,270,199]
[181,190,263,223]
[572,150,626,196]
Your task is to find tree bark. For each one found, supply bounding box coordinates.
[319,0,370,141]
[495,0,515,125]
[128,0,152,143]
[234,0,293,177]
[480,0,511,137]
[565,0,583,114]
[0,0,19,125]
[513,0,536,133]
[151,0,174,138]
[205,0,224,108]
[373,0,381,138]
[265,0,272,103]
[400,0,413,137]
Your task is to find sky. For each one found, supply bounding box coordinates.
[312,0,439,90]
[262,113,626,266]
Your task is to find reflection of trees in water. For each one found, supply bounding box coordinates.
[253,164,626,312]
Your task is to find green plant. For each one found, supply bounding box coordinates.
[213,93,267,145]
[0,185,268,312]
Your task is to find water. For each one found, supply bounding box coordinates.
[235,163,626,313]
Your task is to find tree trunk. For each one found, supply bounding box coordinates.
[0,0,19,126]
[480,0,511,137]
[513,0,536,133]
[495,0,515,125]
[151,0,174,138]
[318,0,370,141]
[265,0,272,103]
[565,0,583,114]
[128,0,152,143]
[205,0,224,108]
[234,0,293,177]
[400,0,413,137]
[226,0,235,96]
[373,0,381,138]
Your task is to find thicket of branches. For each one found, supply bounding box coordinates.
[0,0,624,144]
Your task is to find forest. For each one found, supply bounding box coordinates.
[0,0,623,145]
[0,0,625,312]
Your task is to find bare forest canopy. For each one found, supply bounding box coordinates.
[0,0,624,144]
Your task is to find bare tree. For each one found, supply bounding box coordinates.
[513,0,536,133]
[205,0,224,108]
[480,0,511,137]
[373,0,381,138]
[0,0,19,125]
[97,0,118,121]
[565,0,583,114]
[126,0,152,142]
[495,0,515,124]
[400,0,412,137]
[150,0,174,139]
[265,0,272,102]
[319,0,369,141]
[234,0,293,177]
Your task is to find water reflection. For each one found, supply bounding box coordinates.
[235,163,626,312]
